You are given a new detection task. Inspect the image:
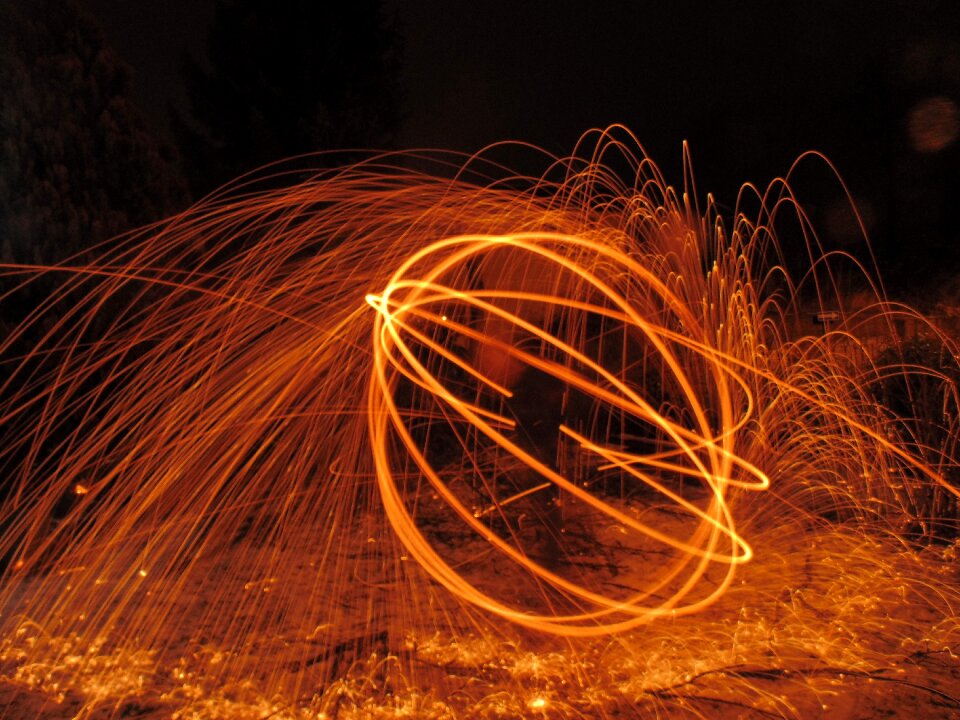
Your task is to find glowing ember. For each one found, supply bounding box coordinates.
[0,127,959,717]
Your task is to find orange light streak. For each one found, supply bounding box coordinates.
[367,231,769,633]
[0,127,958,716]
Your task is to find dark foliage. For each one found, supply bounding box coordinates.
[0,0,188,269]
[0,0,190,368]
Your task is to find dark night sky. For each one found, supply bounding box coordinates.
[78,0,960,286]
[80,2,955,173]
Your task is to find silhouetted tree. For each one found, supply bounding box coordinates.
[174,0,400,196]
[0,0,188,269]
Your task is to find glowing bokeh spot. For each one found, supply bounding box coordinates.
[908,96,960,153]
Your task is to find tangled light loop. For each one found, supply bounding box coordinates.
[368,231,769,635]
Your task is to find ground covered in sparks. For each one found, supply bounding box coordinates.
[2,497,959,719]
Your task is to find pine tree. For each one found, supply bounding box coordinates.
[0,0,188,268]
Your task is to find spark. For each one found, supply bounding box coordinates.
[0,126,958,717]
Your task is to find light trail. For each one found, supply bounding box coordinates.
[367,231,768,634]
[0,126,957,717]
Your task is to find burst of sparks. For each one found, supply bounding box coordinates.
[0,126,959,717]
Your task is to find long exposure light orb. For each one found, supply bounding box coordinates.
[367,232,770,634]
[1,126,959,717]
